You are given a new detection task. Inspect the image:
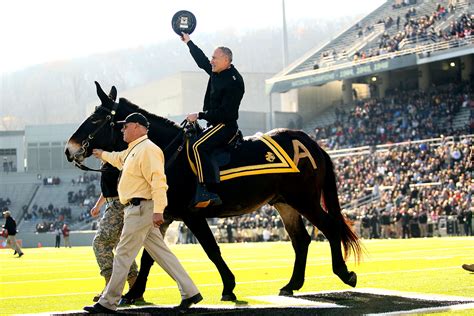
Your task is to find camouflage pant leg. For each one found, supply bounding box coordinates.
[92,200,138,279]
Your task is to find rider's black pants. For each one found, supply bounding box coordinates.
[192,123,237,184]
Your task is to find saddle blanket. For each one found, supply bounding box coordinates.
[186,133,300,181]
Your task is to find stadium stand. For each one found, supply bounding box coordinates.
[14,171,100,233]
[287,0,471,74]
[307,83,472,149]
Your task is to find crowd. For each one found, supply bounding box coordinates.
[335,136,472,239]
[313,83,472,150]
[42,176,61,185]
[22,203,73,233]
[392,0,418,10]
[0,197,11,210]
[70,173,100,186]
[353,5,464,60]
[202,134,471,243]
[67,180,100,224]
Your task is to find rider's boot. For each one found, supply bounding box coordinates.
[191,183,222,208]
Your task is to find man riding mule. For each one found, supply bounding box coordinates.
[65,82,361,303]
[181,32,245,209]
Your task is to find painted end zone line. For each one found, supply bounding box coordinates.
[249,294,343,308]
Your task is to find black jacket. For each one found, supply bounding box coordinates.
[100,163,120,198]
[3,216,17,235]
[187,41,245,127]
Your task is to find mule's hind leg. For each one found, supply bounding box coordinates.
[274,202,312,296]
[304,203,357,287]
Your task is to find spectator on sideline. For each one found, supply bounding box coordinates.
[55,226,61,248]
[62,223,71,248]
[3,209,24,257]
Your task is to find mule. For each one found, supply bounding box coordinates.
[65,82,361,301]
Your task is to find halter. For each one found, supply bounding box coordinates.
[73,102,119,172]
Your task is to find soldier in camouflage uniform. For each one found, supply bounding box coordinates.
[90,163,139,302]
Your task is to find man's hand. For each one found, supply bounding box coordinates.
[186,112,199,122]
[153,213,164,227]
[181,32,190,43]
[90,205,100,218]
[92,149,103,159]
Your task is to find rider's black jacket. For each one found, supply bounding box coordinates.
[187,41,245,128]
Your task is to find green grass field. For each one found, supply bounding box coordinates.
[1,237,474,315]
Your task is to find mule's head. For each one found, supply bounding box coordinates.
[65,81,126,163]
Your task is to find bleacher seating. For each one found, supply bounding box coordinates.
[288,0,472,75]
[10,170,99,233]
[0,173,40,220]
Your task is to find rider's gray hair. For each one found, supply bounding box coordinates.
[217,46,233,62]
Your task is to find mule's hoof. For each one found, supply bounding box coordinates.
[221,293,237,301]
[345,271,357,287]
[279,289,293,296]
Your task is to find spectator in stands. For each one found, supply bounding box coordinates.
[86,113,201,313]
[62,223,71,248]
[88,162,138,303]
[3,209,24,257]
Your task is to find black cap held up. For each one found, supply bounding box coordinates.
[117,112,150,128]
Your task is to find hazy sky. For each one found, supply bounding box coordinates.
[0,0,385,74]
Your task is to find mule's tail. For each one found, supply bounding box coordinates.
[320,149,362,262]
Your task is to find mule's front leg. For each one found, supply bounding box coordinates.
[184,215,237,301]
[275,203,311,296]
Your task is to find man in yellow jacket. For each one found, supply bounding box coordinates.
[84,112,202,313]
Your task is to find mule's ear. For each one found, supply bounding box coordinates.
[109,86,117,102]
[95,81,110,105]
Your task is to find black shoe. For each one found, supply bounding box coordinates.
[13,250,17,255]
[191,184,222,208]
[176,293,203,312]
[83,303,116,314]
[18,253,23,258]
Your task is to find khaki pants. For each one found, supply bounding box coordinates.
[98,200,199,310]
[7,235,23,255]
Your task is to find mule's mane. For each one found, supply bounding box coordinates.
[119,97,180,131]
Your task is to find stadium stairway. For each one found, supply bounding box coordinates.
[451,105,471,131]
[0,172,41,220]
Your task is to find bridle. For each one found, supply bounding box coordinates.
[72,104,190,172]
[73,103,119,172]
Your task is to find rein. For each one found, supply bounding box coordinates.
[164,119,189,170]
